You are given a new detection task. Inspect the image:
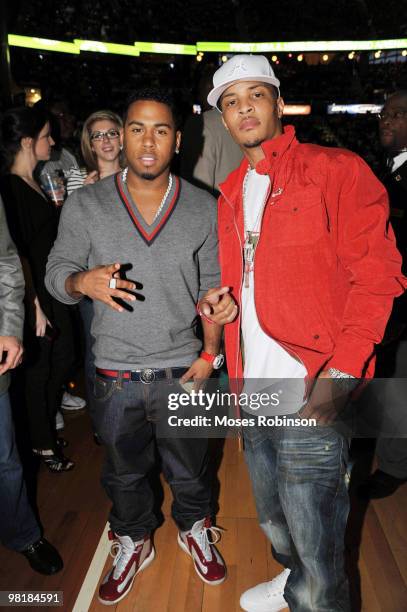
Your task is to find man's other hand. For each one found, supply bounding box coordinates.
[180,358,214,391]
[0,336,23,375]
[299,371,350,425]
[198,286,238,325]
[69,263,142,312]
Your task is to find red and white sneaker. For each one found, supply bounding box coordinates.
[178,517,226,585]
[98,531,155,605]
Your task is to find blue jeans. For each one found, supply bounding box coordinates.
[244,421,350,612]
[89,372,212,539]
[0,390,40,551]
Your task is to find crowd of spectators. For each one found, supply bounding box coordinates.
[9,0,407,44]
[7,46,404,174]
[293,114,383,174]
[5,0,407,175]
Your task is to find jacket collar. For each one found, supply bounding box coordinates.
[219,125,298,205]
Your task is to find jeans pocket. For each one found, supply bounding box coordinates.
[279,428,344,482]
[93,375,117,403]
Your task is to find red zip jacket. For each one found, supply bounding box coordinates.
[218,125,407,381]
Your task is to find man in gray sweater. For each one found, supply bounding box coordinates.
[0,196,63,575]
[46,89,231,605]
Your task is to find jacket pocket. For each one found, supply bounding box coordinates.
[266,187,327,248]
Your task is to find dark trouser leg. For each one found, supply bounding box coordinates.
[78,298,95,407]
[46,300,76,422]
[376,339,407,479]
[156,435,211,531]
[23,329,55,450]
[244,423,351,612]
[0,391,40,551]
[90,376,157,540]
[152,379,212,530]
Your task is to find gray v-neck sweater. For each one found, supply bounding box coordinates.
[45,173,220,369]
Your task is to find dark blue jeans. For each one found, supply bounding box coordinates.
[0,390,40,552]
[244,421,350,612]
[89,372,211,539]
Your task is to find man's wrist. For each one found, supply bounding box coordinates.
[200,350,224,369]
[327,367,354,379]
[327,367,359,393]
[196,302,214,325]
[65,272,85,299]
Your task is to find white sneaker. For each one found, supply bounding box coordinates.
[61,392,86,411]
[55,411,65,431]
[240,568,290,612]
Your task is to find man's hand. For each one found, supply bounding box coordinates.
[67,263,142,312]
[198,287,238,325]
[299,370,349,425]
[180,357,214,391]
[0,336,23,375]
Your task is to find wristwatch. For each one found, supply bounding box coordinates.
[328,367,358,393]
[200,351,225,369]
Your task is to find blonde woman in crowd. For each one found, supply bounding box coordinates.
[67,110,123,194]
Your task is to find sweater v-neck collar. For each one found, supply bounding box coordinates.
[114,172,180,246]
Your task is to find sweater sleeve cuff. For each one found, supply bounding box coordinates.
[45,269,83,306]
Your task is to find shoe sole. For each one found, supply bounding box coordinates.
[98,546,155,606]
[177,534,226,586]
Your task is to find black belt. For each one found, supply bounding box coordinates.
[96,367,188,384]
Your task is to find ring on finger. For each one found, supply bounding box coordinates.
[109,278,117,289]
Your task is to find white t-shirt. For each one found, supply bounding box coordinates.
[241,168,307,414]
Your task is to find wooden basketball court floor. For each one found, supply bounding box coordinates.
[0,407,406,612]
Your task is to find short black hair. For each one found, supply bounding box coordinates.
[124,88,181,129]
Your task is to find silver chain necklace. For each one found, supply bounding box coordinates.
[122,167,173,222]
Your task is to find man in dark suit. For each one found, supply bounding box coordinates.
[360,91,407,498]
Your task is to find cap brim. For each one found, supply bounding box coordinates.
[207,75,281,109]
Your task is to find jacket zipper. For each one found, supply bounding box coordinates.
[220,192,244,380]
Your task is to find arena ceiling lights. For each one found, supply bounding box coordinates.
[8,35,79,54]
[8,34,407,56]
[196,39,407,52]
[74,40,140,56]
[135,42,196,55]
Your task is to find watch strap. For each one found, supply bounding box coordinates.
[200,351,216,364]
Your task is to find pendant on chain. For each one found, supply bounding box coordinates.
[243,231,259,288]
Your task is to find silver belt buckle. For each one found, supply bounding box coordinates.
[140,368,155,384]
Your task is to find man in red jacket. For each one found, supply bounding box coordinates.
[199,55,407,612]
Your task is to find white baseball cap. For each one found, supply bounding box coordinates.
[207,54,280,109]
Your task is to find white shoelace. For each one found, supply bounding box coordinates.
[110,537,138,579]
[190,521,225,561]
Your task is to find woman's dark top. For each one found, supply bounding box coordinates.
[0,174,58,321]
